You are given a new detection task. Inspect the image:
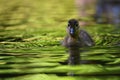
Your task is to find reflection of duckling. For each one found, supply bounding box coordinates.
[62,19,95,48]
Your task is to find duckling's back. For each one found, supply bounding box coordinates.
[79,30,95,46]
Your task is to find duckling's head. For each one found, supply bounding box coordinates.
[67,19,80,37]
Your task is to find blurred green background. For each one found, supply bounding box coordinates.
[0,0,78,49]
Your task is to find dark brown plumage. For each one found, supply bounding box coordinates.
[62,19,95,48]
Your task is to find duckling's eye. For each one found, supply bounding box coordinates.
[75,23,78,26]
[68,24,70,27]
[75,24,79,29]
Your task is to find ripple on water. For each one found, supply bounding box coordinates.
[0,46,120,79]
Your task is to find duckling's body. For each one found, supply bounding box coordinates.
[62,19,94,48]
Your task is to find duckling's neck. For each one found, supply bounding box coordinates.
[69,35,79,39]
[67,34,81,47]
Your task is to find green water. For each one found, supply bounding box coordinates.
[0,46,120,80]
[0,0,120,80]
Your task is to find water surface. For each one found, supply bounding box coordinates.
[0,46,120,80]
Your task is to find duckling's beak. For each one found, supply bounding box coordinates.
[70,28,74,35]
[69,27,76,37]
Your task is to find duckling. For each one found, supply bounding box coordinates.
[62,19,95,48]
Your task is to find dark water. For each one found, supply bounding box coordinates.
[0,46,120,80]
